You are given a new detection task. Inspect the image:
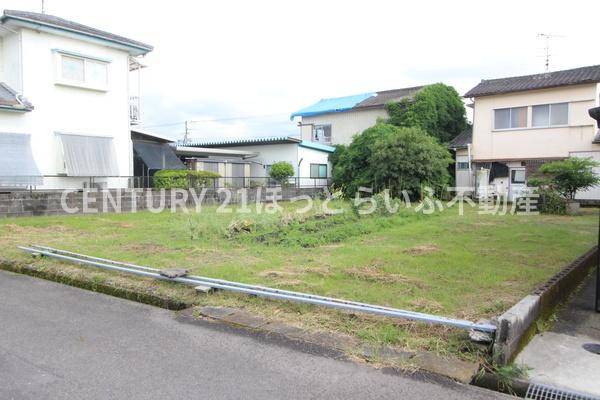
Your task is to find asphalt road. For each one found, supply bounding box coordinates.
[0,270,507,399]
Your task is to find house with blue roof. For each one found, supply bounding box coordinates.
[177,136,335,187]
[291,86,423,145]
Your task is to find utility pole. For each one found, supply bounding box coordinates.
[538,33,564,72]
[41,0,45,13]
[183,121,189,144]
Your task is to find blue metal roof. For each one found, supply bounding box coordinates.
[290,92,376,120]
[299,141,335,153]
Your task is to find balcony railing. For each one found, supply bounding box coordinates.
[130,96,140,125]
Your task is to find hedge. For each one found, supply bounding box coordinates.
[153,169,220,189]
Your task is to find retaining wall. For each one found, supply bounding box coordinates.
[493,246,598,364]
[0,187,326,218]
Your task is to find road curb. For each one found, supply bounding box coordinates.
[0,258,193,310]
[188,305,481,384]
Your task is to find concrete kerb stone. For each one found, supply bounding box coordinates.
[191,305,480,383]
[493,246,598,365]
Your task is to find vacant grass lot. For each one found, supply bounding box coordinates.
[0,201,597,359]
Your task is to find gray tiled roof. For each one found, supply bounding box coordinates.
[448,125,472,149]
[0,83,33,111]
[2,10,153,53]
[355,86,424,108]
[464,65,600,98]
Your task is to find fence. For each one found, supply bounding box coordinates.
[0,176,332,192]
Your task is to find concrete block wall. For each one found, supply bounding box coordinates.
[0,187,326,218]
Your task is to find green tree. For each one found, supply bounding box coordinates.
[385,83,467,143]
[332,123,452,198]
[269,161,295,184]
[536,157,600,200]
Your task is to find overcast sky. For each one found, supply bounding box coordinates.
[1,0,598,141]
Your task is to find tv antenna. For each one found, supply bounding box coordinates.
[538,33,565,72]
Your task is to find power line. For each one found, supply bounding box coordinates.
[143,112,289,129]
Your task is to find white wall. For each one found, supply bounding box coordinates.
[0,27,132,189]
[222,143,300,178]
[471,84,599,161]
[300,107,388,145]
[298,145,331,186]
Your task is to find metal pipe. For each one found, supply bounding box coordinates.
[28,245,431,318]
[19,246,497,333]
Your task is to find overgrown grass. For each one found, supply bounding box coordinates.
[0,201,597,359]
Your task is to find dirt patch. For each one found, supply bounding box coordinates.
[345,265,420,285]
[403,244,439,256]
[300,265,331,277]
[259,270,300,279]
[409,298,444,313]
[123,242,170,253]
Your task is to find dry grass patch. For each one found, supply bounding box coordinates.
[403,244,439,256]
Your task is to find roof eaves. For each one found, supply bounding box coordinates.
[2,12,153,54]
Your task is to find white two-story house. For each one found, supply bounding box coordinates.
[291,86,423,145]
[454,65,600,200]
[0,10,152,189]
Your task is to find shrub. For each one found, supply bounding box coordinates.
[153,169,220,189]
[269,161,295,184]
[536,157,600,200]
[332,124,452,199]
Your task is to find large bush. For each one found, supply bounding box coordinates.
[153,169,220,189]
[385,83,467,143]
[269,161,294,184]
[332,123,452,198]
[536,157,600,200]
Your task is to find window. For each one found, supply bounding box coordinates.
[61,56,84,81]
[310,164,328,178]
[494,107,527,129]
[511,169,526,184]
[57,53,108,90]
[532,103,568,127]
[312,125,332,143]
[457,162,469,170]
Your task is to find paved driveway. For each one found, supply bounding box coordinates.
[0,270,506,399]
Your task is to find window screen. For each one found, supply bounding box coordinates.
[550,103,568,126]
[532,104,550,127]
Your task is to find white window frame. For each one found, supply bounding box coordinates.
[531,102,569,128]
[53,49,110,92]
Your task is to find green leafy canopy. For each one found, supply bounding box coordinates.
[385,83,467,143]
[537,157,600,200]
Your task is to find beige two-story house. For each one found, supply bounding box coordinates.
[454,65,600,200]
[291,86,423,145]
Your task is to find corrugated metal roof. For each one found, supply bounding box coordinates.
[291,86,424,119]
[2,10,153,54]
[464,65,600,98]
[290,93,375,120]
[180,136,302,148]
